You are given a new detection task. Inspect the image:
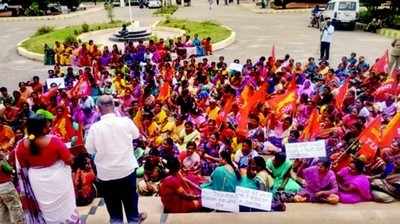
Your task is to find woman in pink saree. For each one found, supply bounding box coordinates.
[337,159,372,204]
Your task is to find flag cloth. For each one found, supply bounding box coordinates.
[372,80,400,100]
[271,45,276,63]
[266,82,297,115]
[358,116,382,160]
[381,112,400,148]
[216,96,234,126]
[371,49,389,74]
[335,78,350,111]
[157,82,171,101]
[300,108,320,140]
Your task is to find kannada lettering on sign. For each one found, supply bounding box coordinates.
[201,189,239,212]
[228,63,243,72]
[236,186,272,211]
[285,140,326,159]
[46,78,65,89]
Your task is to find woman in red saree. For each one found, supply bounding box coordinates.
[51,106,75,143]
[78,44,91,67]
[159,157,202,213]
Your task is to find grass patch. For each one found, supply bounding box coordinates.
[153,5,178,16]
[21,21,128,54]
[159,18,231,43]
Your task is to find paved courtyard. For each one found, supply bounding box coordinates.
[0,0,392,90]
[0,1,398,223]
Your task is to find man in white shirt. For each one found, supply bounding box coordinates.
[320,20,335,61]
[86,95,146,224]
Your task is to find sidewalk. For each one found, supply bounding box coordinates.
[79,197,400,224]
[240,3,311,14]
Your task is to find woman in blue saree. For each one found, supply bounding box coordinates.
[192,34,204,57]
[201,150,241,192]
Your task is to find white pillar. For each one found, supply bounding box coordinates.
[120,0,126,7]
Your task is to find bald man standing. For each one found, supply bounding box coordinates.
[86,95,146,224]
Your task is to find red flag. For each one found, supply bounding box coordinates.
[372,80,400,100]
[371,50,389,74]
[248,83,268,110]
[357,116,382,160]
[335,78,350,111]
[300,108,320,140]
[271,44,276,63]
[216,96,234,126]
[157,82,170,101]
[237,107,250,136]
[381,112,400,148]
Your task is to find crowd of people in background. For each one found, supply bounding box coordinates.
[0,32,400,223]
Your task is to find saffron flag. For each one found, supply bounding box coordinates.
[237,107,250,137]
[157,82,170,101]
[358,116,382,160]
[216,96,234,126]
[381,112,400,148]
[266,85,297,115]
[300,108,320,140]
[335,79,350,111]
[371,50,389,74]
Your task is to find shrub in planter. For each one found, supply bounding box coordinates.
[35,26,55,36]
[81,23,90,33]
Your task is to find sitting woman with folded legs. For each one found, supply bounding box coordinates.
[294,159,339,204]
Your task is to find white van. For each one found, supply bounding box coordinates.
[322,0,360,30]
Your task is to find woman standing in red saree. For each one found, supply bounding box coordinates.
[15,115,80,223]
[159,157,201,213]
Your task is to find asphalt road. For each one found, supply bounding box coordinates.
[0,0,392,91]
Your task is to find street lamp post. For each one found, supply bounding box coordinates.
[128,0,133,24]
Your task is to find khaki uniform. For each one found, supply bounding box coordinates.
[0,182,24,224]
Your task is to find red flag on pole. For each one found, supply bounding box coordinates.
[358,116,382,160]
[271,44,276,63]
[371,50,389,74]
[300,108,320,140]
[381,112,400,148]
[335,78,350,111]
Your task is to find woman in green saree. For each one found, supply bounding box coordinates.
[266,152,302,194]
[201,150,241,192]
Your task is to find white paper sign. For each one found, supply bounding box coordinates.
[201,188,238,212]
[285,140,326,159]
[46,78,65,89]
[236,186,272,211]
[228,63,243,72]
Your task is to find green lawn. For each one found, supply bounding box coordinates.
[21,21,127,54]
[159,18,231,43]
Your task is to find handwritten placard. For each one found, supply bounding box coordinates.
[228,63,243,72]
[285,140,326,159]
[201,188,238,212]
[236,186,272,211]
[46,78,65,89]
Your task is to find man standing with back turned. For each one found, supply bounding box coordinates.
[320,20,335,61]
[86,95,147,224]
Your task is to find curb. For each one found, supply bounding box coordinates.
[378,28,400,39]
[16,37,44,62]
[17,23,236,62]
[0,6,103,22]
[240,4,310,14]
[213,25,235,51]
